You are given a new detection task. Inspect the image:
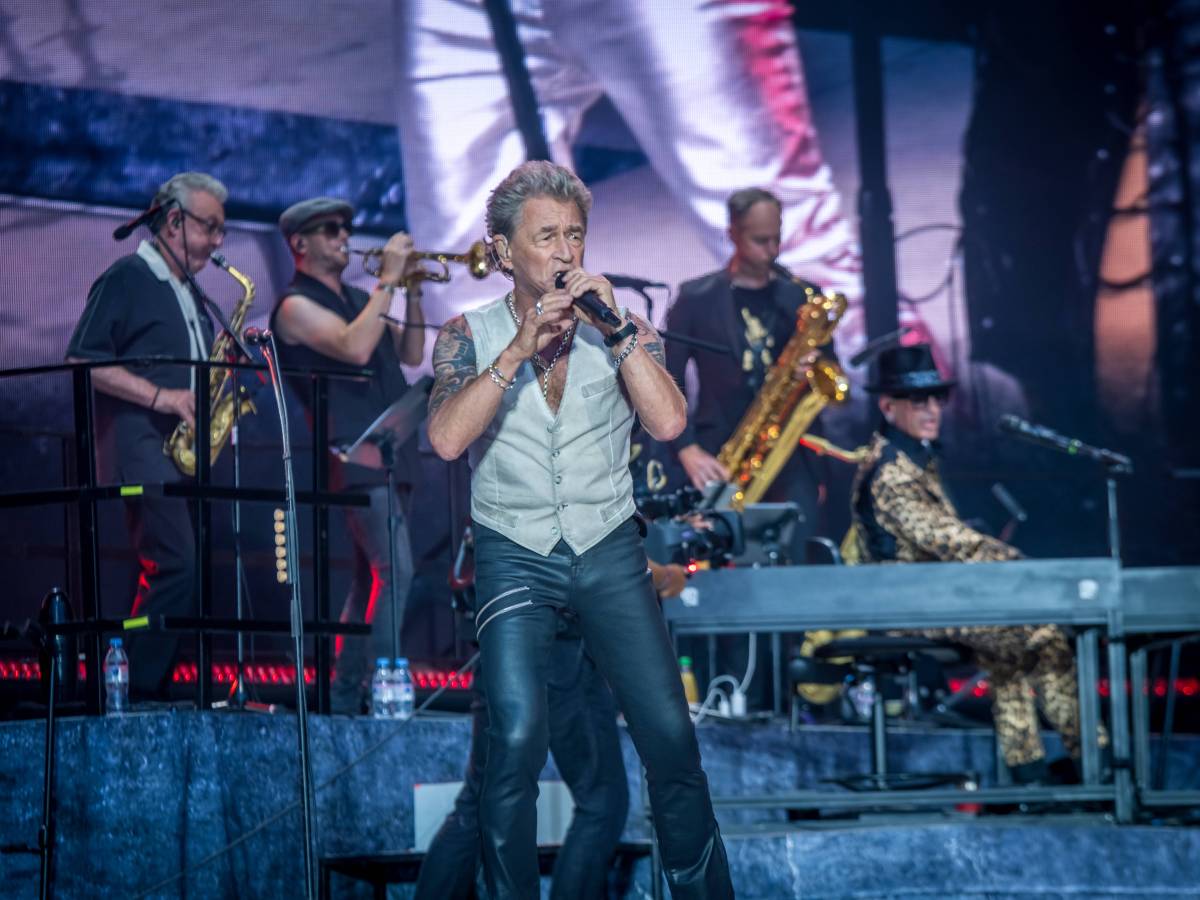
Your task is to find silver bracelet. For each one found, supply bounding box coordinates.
[486,362,515,391]
[611,332,639,371]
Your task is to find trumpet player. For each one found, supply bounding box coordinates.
[271,197,425,715]
[66,171,228,702]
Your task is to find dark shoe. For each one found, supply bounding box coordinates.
[1051,749,1112,784]
[1047,756,1081,785]
[1008,758,1048,785]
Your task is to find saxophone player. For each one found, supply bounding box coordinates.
[66,172,228,702]
[270,197,424,715]
[665,187,832,552]
[664,187,836,711]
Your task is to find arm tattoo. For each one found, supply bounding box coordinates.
[430,315,477,416]
[631,314,665,366]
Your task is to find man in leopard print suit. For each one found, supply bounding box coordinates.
[847,344,1106,783]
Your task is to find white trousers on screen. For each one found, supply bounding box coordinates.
[395,0,863,335]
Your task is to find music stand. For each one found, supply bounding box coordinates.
[331,377,432,661]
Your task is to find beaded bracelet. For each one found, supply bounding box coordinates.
[486,362,515,391]
[611,332,639,371]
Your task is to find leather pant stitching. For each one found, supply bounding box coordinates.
[476,585,530,619]
[476,599,535,637]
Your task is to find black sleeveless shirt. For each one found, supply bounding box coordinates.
[271,272,418,488]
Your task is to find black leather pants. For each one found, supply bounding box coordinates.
[473,519,733,899]
[414,637,629,900]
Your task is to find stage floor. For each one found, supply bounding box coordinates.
[1,712,1197,898]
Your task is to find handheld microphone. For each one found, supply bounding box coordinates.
[112,203,166,241]
[555,272,623,328]
[602,273,669,291]
[243,326,273,346]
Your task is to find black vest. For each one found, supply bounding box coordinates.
[271,273,418,487]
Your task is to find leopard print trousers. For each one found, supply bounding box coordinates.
[906,623,1109,767]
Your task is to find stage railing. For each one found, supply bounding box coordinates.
[0,356,373,714]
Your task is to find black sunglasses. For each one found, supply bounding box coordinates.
[302,220,353,238]
[892,388,951,405]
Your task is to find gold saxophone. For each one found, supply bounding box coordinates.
[716,279,851,511]
[164,253,256,475]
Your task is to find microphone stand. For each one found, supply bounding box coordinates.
[617,284,656,323]
[381,441,401,665]
[151,231,254,362]
[658,329,734,357]
[1104,464,1126,564]
[1001,418,1131,562]
[256,332,317,900]
[605,274,732,356]
[230,368,249,708]
[331,385,433,670]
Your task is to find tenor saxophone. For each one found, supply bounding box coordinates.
[164,253,256,475]
[716,279,850,511]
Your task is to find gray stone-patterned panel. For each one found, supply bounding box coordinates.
[4,713,1200,897]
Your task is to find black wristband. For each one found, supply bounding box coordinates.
[603,320,637,347]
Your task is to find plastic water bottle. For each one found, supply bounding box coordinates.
[679,656,700,706]
[847,677,877,723]
[371,657,391,719]
[103,637,129,714]
[392,657,414,721]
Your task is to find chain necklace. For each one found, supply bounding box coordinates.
[505,292,576,399]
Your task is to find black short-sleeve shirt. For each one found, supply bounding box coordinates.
[67,250,213,480]
[270,273,418,488]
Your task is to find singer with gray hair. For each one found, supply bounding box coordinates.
[427,160,733,898]
[270,196,425,714]
[64,171,228,700]
[846,343,1108,784]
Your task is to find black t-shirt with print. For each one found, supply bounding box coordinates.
[732,283,794,390]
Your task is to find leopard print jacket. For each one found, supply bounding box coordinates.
[847,427,1020,564]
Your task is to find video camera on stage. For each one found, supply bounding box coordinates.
[634,485,704,519]
[636,487,745,567]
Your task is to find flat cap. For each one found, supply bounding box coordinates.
[278,197,354,238]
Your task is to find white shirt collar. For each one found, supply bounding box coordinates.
[137,239,178,283]
[136,240,208,372]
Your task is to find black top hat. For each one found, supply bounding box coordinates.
[865,344,956,394]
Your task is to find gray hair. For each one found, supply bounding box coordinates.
[727,187,781,228]
[486,160,592,240]
[151,172,228,229]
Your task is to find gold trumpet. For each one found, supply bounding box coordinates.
[354,240,493,283]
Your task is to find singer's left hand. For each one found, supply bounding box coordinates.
[560,269,619,332]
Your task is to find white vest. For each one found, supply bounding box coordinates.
[465,295,636,556]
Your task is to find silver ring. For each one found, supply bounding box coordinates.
[534,301,544,317]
